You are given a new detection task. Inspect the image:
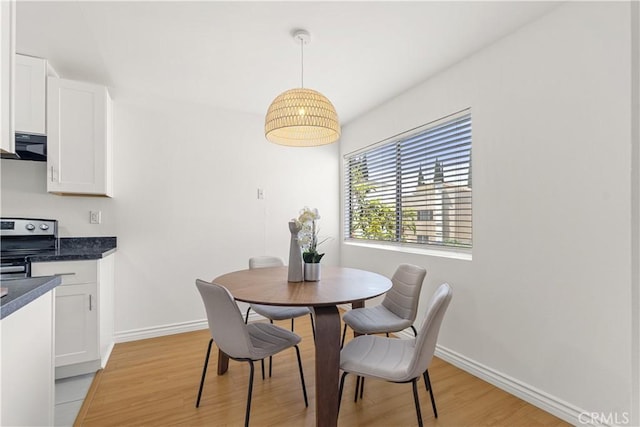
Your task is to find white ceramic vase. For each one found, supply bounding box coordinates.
[287,221,303,282]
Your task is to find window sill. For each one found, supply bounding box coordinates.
[342,240,472,261]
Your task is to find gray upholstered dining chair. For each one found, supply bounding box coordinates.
[339,283,453,427]
[194,279,308,427]
[246,256,315,377]
[245,256,315,335]
[341,263,427,347]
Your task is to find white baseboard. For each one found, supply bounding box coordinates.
[394,329,416,339]
[101,341,115,368]
[434,345,593,426]
[114,319,209,343]
[113,312,268,343]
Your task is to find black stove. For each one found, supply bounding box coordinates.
[1,218,58,279]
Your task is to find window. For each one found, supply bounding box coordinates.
[417,235,429,244]
[417,210,433,221]
[344,111,472,249]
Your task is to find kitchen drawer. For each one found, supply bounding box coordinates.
[31,260,97,285]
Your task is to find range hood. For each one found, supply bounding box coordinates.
[1,133,47,162]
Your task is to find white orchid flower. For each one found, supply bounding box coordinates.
[295,207,329,261]
[298,206,320,224]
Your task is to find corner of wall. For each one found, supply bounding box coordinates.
[630,2,640,425]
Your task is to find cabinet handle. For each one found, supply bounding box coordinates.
[89,294,92,311]
[57,272,76,276]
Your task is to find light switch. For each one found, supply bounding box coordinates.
[90,211,101,224]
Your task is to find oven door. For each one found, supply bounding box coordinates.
[0,259,29,279]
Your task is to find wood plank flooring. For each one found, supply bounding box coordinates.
[77,316,570,426]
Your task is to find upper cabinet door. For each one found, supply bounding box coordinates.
[47,77,113,197]
[15,55,47,135]
[0,0,16,155]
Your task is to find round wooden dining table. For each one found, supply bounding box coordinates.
[212,265,392,427]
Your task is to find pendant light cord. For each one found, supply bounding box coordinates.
[300,36,304,88]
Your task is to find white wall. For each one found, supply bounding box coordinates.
[341,2,635,424]
[1,90,340,337]
[110,93,339,335]
[630,2,640,424]
[0,160,116,237]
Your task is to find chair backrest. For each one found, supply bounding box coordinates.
[249,256,284,269]
[407,283,453,379]
[381,264,427,321]
[195,279,254,359]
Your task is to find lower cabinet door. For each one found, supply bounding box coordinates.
[55,283,99,366]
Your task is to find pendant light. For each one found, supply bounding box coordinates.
[265,29,341,147]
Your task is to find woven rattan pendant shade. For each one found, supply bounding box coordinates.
[265,29,340,147]
[265,88,340,147]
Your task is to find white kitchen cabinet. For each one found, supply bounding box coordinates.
[15,54,58,135]
[0,291,55,426]
[31,256,115,379]
[54,282,99,366]
[47,77,113,196]
[0,0,16,155]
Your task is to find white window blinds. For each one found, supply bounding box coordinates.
[344,112,472,249]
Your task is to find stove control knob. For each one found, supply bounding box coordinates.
[25,223,35,231]
[40,224,49,230]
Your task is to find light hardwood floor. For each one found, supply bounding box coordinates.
[77,316,570,426]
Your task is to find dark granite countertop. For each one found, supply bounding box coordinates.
[28,237,117,262]
[0,237,115,320]
[0,275,62,320]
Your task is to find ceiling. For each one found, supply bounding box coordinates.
[15,1,560,125]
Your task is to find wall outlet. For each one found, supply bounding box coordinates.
[90,211,102,224]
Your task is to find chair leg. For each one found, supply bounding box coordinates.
[309,313,316,340]
[291,318,294,331]
[411,325,418,336]
[341,324,347,348]
[338,371,348,415]
[412,378,424,427]
[261,359,265,380]
[423,369,438,418]
[294,345,309,407]
[195,338,213,408]
[244,307,251,324]
[244,361,255,427]
[266,319,273,378]
[353,376,366,401]
[386,332,389,337]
